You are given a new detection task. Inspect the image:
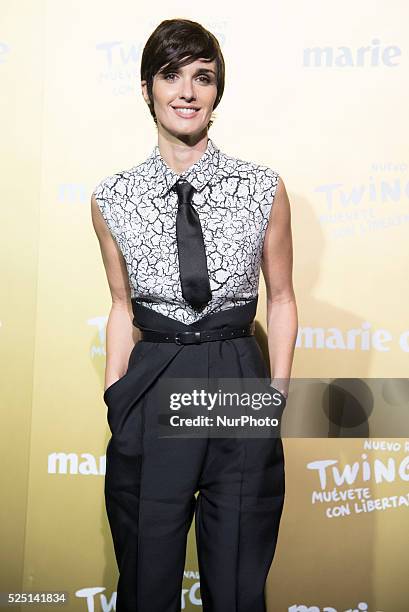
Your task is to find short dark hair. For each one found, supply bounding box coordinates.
[140,19,225,130]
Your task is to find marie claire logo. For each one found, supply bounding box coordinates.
[296,323,409,353]
[48,452,106,475]
[303,38,401,67]
[88,316,108,358]
[57,183,90,203]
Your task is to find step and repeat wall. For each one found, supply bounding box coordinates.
[1,1,409,611]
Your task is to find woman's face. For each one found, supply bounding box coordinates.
[142,57,218,138]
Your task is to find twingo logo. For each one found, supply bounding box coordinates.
[315,164,409,240]
[95,22,227,96]
[289,603,380,612]
[308,453,409,490]
[96,24,227,69]
[48,452,106,475]
[316,168,409,214]
[182,570,201,608]
[75,574,202,610]
[75,587,116,611]
[303,38,401,67]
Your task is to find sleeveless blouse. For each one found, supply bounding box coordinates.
[92,138,279,325]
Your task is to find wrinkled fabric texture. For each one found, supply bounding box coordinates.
[104,299,285,612]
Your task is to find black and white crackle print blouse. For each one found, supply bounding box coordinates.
[93,138,280,325]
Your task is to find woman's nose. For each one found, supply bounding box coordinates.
[178,79,196,100]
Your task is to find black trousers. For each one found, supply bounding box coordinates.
[104,298,285,612]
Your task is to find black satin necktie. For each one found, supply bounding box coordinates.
[174,180,212,309]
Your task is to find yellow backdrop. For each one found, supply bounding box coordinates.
[1,1,408,610]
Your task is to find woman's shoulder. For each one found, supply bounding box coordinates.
[218,147,280,184]
[92,162,141,197]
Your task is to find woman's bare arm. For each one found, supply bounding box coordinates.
[261,176,298,398]
[91,194,141,392]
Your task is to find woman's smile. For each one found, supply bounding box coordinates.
[171,105,200,119]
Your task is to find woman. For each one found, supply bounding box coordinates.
[92,18,298,612]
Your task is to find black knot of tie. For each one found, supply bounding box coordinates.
[174,180,196,204]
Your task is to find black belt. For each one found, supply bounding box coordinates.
[140,321,255,345]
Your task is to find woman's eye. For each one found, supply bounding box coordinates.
[164,74,211,83]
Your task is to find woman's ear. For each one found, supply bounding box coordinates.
[141,80,150,105]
